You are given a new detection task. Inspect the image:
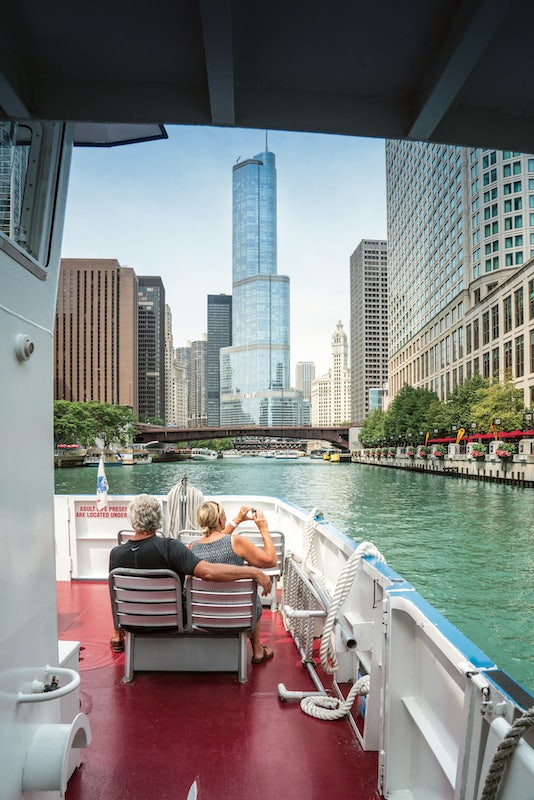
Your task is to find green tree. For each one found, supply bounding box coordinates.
[84,401,136,447]
[53,401,94,445]
[470,375,525,432]
[386,385,439,442]
[431,374,489,433]
[53,401,136,448]
[359,409,386,446]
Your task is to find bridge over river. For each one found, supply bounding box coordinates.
[135,425,351,450]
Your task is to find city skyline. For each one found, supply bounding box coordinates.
[60,125,387,375]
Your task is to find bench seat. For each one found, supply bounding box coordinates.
[109,568,257,683]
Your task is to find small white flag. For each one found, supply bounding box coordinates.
[96,455,108,510]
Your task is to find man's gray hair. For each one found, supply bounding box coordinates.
[127,494,162,533]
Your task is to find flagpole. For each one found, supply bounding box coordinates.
[96,454,109,510]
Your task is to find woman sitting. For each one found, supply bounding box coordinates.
[192,502,277,664]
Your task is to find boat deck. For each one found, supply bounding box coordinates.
[58,580,380,800]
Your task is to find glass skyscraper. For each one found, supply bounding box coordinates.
[220,148,302,426]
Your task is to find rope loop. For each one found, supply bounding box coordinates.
[480,705,534,800]
[300,675,370,720]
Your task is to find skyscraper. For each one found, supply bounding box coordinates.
[350,240,388,421]
[189,335,208,427]
[386,142,534,407]
[311,322,351,425]
[138,276,165,422]
[220,148,302,426]
[54,258,138,412]
[207,294,232,426]
[295,361,315,425]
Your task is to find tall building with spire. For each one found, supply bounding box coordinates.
[311,322,351,425]
[220,147,302,425]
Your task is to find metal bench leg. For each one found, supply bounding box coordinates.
[123,632,134,683]
[270,576,278,611]
[237,631,248,683]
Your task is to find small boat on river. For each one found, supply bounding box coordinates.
[83,449,123,466]
[116,445,152,465]
[190,447,218,461]
[274,450,301,459]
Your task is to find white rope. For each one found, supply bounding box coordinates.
[303,508,328,589]
[300,675,370,720]
[480,705,534,800]
[300,538,386,721]
[319,541,386,674]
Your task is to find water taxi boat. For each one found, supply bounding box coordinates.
[83,450,123,467]
[116,445,152,465]
[190,447,219,461]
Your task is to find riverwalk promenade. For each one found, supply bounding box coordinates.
[352,438,534,488]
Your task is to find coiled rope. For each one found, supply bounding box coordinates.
[301,538,386,720]
[480,705,534,800]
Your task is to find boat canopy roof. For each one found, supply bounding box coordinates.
[2,1,534,152]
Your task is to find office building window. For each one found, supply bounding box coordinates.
[504,340,513,372]
[491,305,499,339]
[482,311,490,345]
[515,335,524,377]
[492,347,499,378]
[515,287,524,326]
[483,351,490,378]
[503,296,512,333]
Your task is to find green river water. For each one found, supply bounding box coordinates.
[55,457,534,693]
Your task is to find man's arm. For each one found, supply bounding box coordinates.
[193,560,272,596]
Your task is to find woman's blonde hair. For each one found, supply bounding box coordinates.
[197,501,224,535]
[127,494,162,533]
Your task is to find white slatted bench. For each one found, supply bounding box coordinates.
[178,529,285,611]
[109,568,257,683]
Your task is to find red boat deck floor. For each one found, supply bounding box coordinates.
[58,580,380,800]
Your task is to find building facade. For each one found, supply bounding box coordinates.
[295,361,315,425]
[189,335,208,427]
[207,294,232,426]
[220,148,302,426]
[54,258,138,413]
[311,321,351,425]
[350,239,388,422]
[138,275,166,422]
[386,142,534,408]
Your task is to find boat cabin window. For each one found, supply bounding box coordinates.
[0,120,65,277]
[0,122,31,243]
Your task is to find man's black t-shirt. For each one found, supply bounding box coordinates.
[109,535,201,581]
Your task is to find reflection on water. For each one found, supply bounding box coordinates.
[55,457,534,690]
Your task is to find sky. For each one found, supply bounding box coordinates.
[61,125,387,377]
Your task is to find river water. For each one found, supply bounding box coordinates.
[55,457,534,692]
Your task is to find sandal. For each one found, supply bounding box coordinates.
[251,645,274,664]
[109,637,125,653]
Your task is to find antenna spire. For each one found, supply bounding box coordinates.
[265,130,269,151]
